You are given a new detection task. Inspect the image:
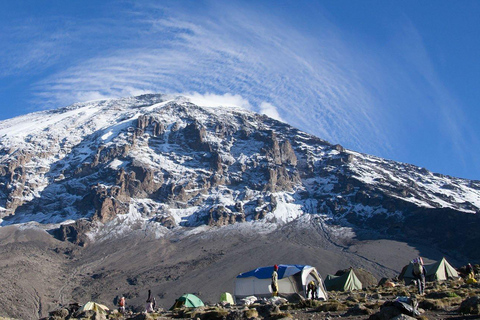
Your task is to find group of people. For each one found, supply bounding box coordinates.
[116,289,157,314]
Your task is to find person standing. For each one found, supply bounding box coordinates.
[118,296,126,314]
[145,289,154,313]
[412,257,427,295]
[306,280,317,299]
[466,263,475,279]
[271,264,279,297]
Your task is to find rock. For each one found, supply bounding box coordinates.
[368,306,403,320]
[459,296,480,315]
[346,303,372,316]
[192,308,229,320]
[51,219,94,246]
[255,304,280,318]
[243,308,259,319]
[127,313,149,320]
[390,315,417,320]
[48,308,69,319]
[154,214,177,229]
[74,310,107,320]
[371,293,383,299]
[284,293,303,304]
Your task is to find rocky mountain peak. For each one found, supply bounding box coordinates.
[0,94,479,259]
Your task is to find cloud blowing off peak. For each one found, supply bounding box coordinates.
[1,0,479,179]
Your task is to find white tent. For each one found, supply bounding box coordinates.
[234,264,328,300]
[78,301,109,314]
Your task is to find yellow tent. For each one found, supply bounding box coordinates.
[78,301,110,314]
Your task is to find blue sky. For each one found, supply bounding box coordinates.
[1,1,479,180]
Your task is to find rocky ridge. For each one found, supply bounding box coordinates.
[0,94,479,259]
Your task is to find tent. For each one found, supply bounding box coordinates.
[400,257,459,285]
[219,292,235,304]
[324,269,363,291]
[77,302,109,314]
[170,294,204,310]
[234,264,328,300]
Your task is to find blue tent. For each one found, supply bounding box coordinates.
[235,264,328,300]
[237,264,308,280]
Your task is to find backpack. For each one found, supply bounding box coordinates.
[413,262,423,276]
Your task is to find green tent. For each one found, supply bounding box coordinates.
[399,257,459,285]
[219,292,234,304]
[426,257,459,281]
[170,294,204,310]
[324,269,363,291]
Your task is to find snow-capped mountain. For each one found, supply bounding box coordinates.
[1,94,479,258]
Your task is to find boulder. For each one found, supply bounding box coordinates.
[368,306,403,320]
[48,308,69,319]
[390,315,417,320]
[459,296,480,315]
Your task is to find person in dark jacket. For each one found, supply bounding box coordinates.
[412,257,427,295]
[145,289,154,313]
[306,280,318,299]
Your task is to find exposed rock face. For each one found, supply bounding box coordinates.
[207,206,246,227]
[0,94,479,260]
[90,185,129,223]
[52,220,94,246]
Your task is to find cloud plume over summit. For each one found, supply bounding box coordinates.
[1,0,479,179]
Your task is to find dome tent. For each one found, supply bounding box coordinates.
[234,264,328,300]
[170,293,204,310]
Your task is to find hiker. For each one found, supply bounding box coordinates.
[271,264,279,297]
[411,257,426,295]
[466,263,475,278]
[306,280,317,299]
[145,289,154,313]
[466,263,477,284]
[118,296,126,314]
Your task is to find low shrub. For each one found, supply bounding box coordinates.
[315,301,348,312]
[419,298,445,310]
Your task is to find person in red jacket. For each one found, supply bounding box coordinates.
[118,296,125,314]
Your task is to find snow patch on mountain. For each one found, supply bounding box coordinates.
[347,151,480,213]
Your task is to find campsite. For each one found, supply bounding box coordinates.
[40,258,480,320]
[1,223,478,320]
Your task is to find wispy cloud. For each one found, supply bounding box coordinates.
[30,1,391,158]
[185,92,253,110]
[259,102,283,122]
[10,1,475,179]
